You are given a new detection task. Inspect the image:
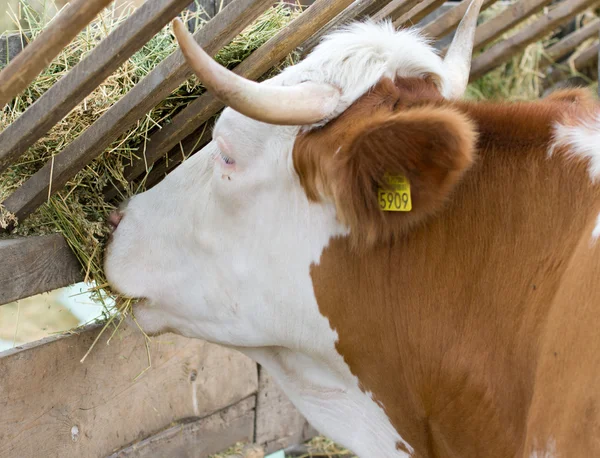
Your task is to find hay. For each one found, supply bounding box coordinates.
[206,437,357,458]
[466,6,598,101]
[301,436,357,457]
[464,3,546,101]
[0,1,300,324]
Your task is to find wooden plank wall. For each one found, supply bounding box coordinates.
[0,235,82,305]
[0,324,316,457]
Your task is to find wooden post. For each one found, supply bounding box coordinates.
[0,0,115,108]
[255,367,317,453]
[108,398,257,457]
[469,0,597,80]
[0,0,276,227]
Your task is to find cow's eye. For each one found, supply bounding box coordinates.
[219,150,235,165]
[215,136,236,168]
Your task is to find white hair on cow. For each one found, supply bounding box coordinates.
[529,438,557,458]
[550,113,600,182]
[269,20,448,128]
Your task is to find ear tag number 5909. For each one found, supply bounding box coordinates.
[378,174,412,212]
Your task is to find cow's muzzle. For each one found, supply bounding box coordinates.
[108,209,123,231]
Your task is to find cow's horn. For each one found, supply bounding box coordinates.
[443,0,485,99]
[172,18,340,126]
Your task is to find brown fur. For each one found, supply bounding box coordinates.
[294,80,600,457]
[295,79,477,249]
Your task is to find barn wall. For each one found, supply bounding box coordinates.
[0,324,317,457]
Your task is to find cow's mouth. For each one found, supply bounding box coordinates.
[108,209,123,231]
[127,299,175,337]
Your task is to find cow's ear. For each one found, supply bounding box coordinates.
[331,105,477,248]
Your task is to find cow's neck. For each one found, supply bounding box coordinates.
[308,98,600,457]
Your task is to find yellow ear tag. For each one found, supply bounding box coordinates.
[378,173,412,212]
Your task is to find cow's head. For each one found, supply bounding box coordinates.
[104,1,481,345]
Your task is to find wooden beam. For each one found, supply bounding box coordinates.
[0,0,276,226]
[108,397,256,458]
[470,0,597,80]
[442,0,555,56]
[423,0,499,40]
[394,0,447,28]
[0,324,257,457]
[543,40,598,92]
[540,18,600,69]
[573,40,599,66]
[0,234,82,306]
[372,0,424,22]
[360,0,398,18]
[0,0,197,176]
[109,0,358,190]
[0,0,114,108]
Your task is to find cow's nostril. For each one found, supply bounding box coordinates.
[108,210,123,231]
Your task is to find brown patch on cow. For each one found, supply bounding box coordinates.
[294,78,477,249]
[304,80,600,456]
[337,105,476,248]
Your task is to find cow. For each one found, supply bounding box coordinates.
[104,0,600,456]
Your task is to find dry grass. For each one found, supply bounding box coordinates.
[207,437,357,458]
[300,436,357,457]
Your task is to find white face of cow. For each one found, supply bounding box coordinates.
[105,108,349,346]
[105,21,451,346]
